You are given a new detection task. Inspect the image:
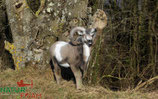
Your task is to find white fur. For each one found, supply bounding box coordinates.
[90,28,95,35]
[59,63,70,67]
[54,41,70,67]
[83,44,90,62]
[91,28,95,32]
[86,35,92,40]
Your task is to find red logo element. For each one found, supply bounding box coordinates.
[17,80,33,88]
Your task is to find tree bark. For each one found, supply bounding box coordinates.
[5,0,35,70]
[4,0,88,70]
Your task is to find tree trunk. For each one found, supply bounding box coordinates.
[0,0,14,71]
[5,0,35,70]
[4,0,88,70]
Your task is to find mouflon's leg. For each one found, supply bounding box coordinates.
[52,59,62,84]
[71,65,83,89]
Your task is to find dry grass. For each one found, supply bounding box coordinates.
[0,66,157,99]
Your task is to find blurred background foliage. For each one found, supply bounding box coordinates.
[86,0,158,91]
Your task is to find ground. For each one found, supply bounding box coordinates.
[0,67,158,99]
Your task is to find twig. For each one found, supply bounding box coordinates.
[133,76,158,91]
